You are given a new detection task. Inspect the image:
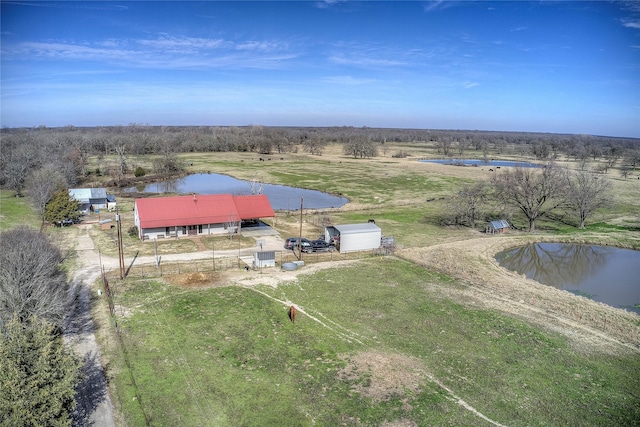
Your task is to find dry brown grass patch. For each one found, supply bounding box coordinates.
[164,271,227,288]
[338,351,426,403]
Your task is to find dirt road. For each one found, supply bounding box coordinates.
[64,225,115,427]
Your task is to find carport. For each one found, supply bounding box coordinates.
[324,223,381,253]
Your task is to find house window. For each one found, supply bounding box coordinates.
[165,227,170,236]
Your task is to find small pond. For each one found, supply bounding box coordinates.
[419,159,541,168]
[496,243,640,313]
[124,173,349,210]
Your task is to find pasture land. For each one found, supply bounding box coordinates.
[103,258,640,426]
[2,140,639,426]
[89,143,639,426]
[0,191,40,231]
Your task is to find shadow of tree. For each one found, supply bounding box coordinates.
[72,351,109,427]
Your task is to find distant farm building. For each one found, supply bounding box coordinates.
[485,219,510,234]
[134,194,275,241]
[324,223,382,253]
[69,188,113,213]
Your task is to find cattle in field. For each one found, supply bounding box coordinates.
[288,305,297,323]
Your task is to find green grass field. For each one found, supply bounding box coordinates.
[110,259,640,426]
[0,191,41,231]
[3,143,639,426]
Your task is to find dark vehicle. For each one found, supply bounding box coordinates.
[284,237,311,250]
[302,240,336,253]
[55,218,75,227]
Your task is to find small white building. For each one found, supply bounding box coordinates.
[324,223,381,253]
[254,251,276,268]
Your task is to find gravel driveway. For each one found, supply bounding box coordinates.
[64,225,115,427]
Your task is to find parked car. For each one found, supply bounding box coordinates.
[55,218,78,227]
[302,240,336,253]
[284,237,311,250]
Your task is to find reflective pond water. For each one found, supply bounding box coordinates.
[124,173,349,210]
[496,243,640,313]
[419,159,541,168]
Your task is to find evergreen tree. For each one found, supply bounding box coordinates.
[0,315,81,427]
[44,187,80,225]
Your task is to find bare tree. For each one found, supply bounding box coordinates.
[26,165,67,230]
[0,227,68,329]
[343,138,378,159]
[565,169,613,229]
[443,182,488,227]
[224,214,240,240]
[491,165,568,232]
[2,144,40,196]
[248,176,264,195]
[113,144,127,182]
[303,136,327,156]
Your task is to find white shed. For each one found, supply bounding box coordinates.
[253,251,276,268]
[325,223,381,253]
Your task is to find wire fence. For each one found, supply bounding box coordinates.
[104,249,384,281]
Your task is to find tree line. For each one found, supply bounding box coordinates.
[1,124,639,197]
[443,164,613,231]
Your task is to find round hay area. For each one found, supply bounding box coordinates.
[164,271,227,289]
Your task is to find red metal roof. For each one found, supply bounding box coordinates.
[135,194,274,229]
[232,194,274,219]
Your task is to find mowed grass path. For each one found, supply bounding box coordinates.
[111,259,640,426]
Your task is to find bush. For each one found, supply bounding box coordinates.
[128,226,138,237]
[134,166,146,177]
[392,150,409,158]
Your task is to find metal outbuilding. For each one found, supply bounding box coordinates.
[254,251,276,268]
[485,219,510,234]
[69,188,109,213]
[324,223,381,253]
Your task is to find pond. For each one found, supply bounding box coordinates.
[419,159,541,168]
[496,243,640,314]
[124,173,349,210]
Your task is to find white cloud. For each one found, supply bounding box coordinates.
[461,81,480,89]
[329,55,407,68]
[423,1,456,13]
[321,75,377,85]
[622,20,640,29]
[4,35,296,70]
[137,35,231,51]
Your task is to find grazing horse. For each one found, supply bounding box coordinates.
[288,305,297,323]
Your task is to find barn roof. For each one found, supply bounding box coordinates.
[135,194,274,229]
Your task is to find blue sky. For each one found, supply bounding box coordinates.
[1,1,639,137]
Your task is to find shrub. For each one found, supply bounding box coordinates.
[392,150,409,158]
[134,166,146,177]
[128,226,138,237]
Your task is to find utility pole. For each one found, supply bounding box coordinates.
[298,196,303,259]
[116,206,125,279]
